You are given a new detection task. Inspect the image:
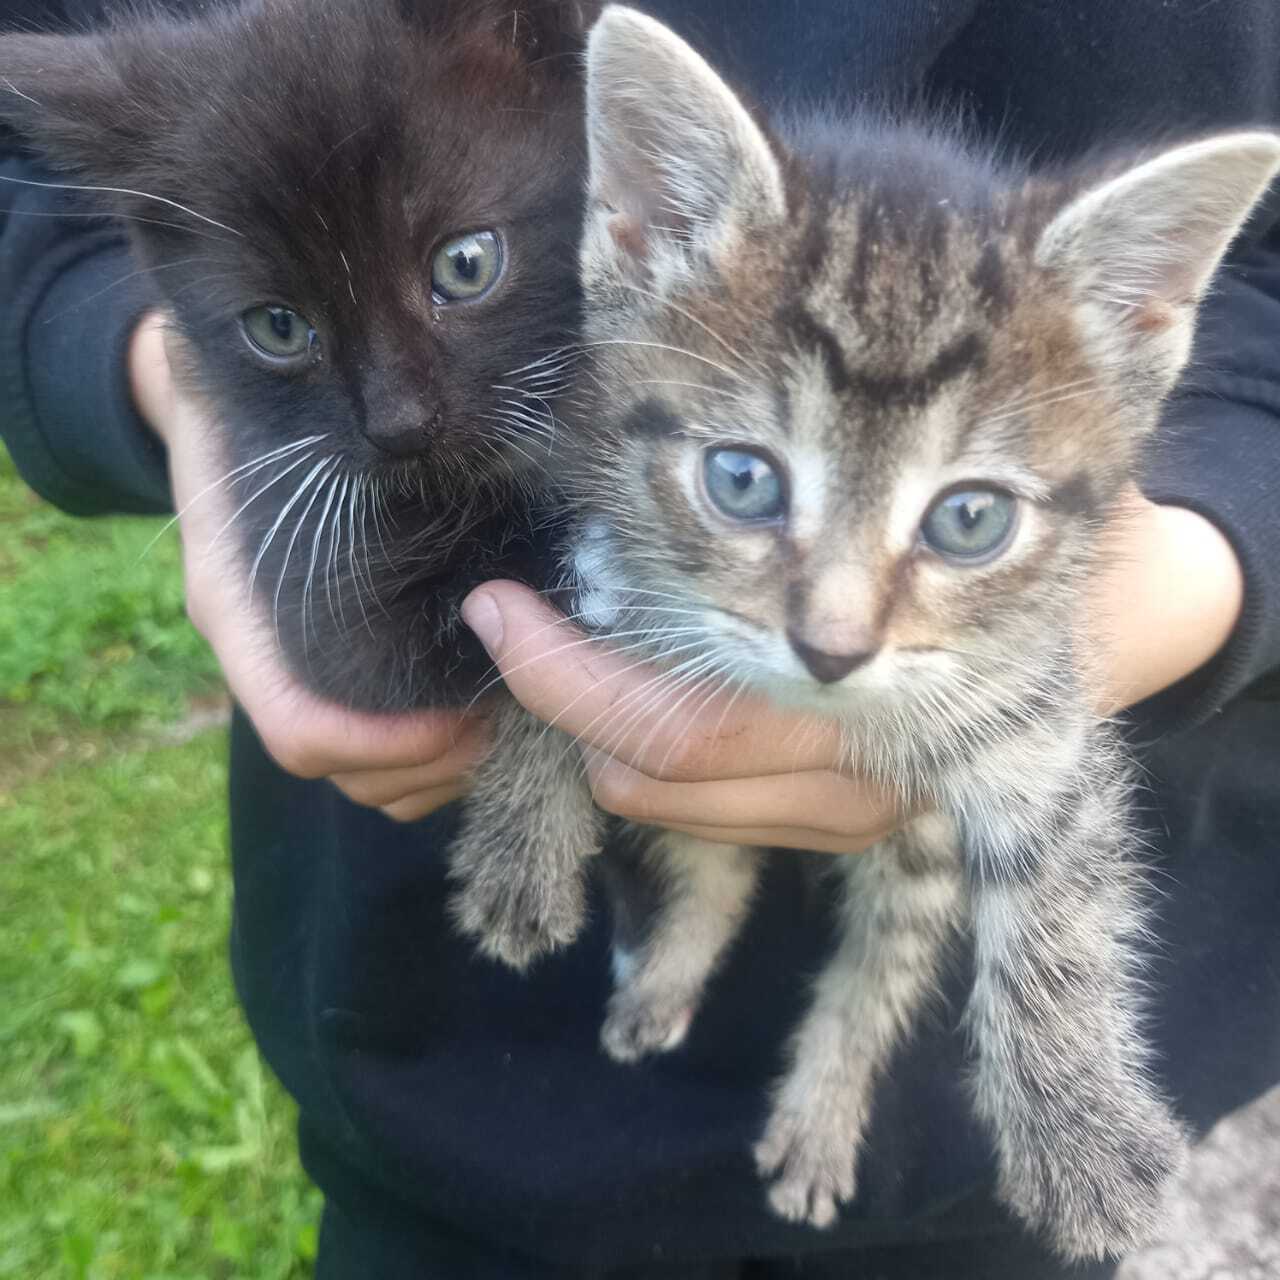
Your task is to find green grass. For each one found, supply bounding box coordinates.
[0,453,222,773]
[0,450,320,1278]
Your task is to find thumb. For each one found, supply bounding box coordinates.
[461,581,605,713]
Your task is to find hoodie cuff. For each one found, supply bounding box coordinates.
[4,232,170,515]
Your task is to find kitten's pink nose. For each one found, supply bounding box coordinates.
[787,631,875,684]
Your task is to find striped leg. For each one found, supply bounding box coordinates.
[755,814,965,1228]
[449,696,603,971]
[600,830,761,1062]
[963,739,1188,1260]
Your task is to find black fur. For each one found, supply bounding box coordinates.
[0,0,597,708]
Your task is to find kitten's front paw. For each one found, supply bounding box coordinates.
[1001,1098,1189,1261]
[450,867,586,973]
[599,988,695,1063]
[754,1106,857,1230]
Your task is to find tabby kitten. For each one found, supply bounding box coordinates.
[450,5,1280,1260]
[0,0,595,710]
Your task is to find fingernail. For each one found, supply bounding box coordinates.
[461,589,504,653]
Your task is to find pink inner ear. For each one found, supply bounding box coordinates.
[608,212,647,260]
[1133,299,1177,334]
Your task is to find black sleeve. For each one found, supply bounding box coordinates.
[0,0,201,517]
[0,156,171,515]
[1132,237,1280,733]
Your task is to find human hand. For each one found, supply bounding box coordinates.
[460,488,1243,852]
[459,586,904,854]
[1091,485,1243,715]
[129,312,488,821]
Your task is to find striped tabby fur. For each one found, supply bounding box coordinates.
[449,4,1280,1260]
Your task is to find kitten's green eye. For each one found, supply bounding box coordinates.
[703,447,786,523]
[240,306,316,364]
[431,230,503,302]
[921,488,1017,562]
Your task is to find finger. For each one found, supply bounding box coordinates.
[243,679,484,780]
[581,750,902,840]
[380,782,468,824]
[462,583,844,782]
[330,725,491,807]
[194,563,488,777]
[127,311,177,440]
[655,822,885,856]
[1089,489,1244,714]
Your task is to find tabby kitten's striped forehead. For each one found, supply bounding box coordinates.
[569,6,1280,711]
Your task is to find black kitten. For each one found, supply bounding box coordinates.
[0,0,595,708]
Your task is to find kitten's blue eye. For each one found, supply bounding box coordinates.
[921,488,1017,561]
[241,305,316,364]
[431,230,503,302]
[703,447,786,523]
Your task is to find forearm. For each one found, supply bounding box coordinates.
[1093,493,1244,715]
[1127,252,1280,731]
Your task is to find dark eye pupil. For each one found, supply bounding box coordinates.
[451,249,479,281]
[921,488,1015,561]
[704,447,785,521]
[269,308,293,341]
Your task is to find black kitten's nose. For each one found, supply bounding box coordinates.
[787,632,874,684]
[366,407,441,457]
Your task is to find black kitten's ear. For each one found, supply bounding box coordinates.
[504,0,601,70]
[0,31,153,183]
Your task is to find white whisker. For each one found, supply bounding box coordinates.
[43,255,217,320]
[356,477,389,619]
[570,338,745,382]
[545,637,717,758]
[325,472,351,633]
[0,172,243,238]
[273,458,340,644]
[3,77,40,107]
[338,249,357,305]
[574,653,726,779]
[500,347,582,380]
[247,455,333,597]
[205,447,323,558]
[0,206,232,241]
[137,434,324,560]
[345,475,376,637]
[302,466,344,652]
[613,279,755,372]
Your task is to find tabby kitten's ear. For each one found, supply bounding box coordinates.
[1037,132,1280,400]
[582,5,784,283]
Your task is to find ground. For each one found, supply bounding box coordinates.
[1122,1086,1280,1280]
[0,452,318,1279]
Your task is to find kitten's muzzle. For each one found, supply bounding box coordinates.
[787,631,876,684]
[365,405,443,457]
